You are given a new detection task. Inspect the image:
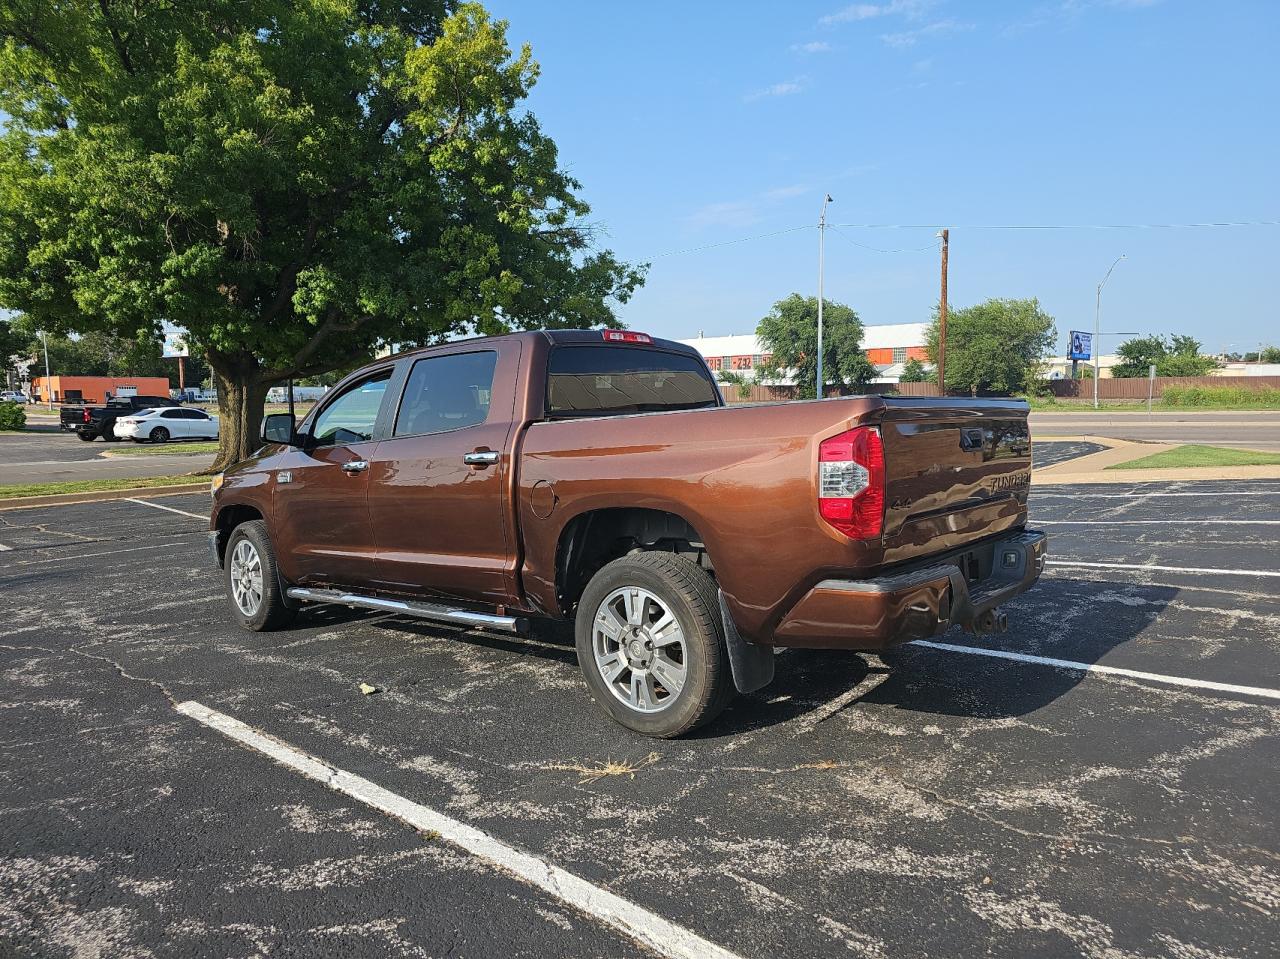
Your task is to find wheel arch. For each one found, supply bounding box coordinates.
[213,503,265,567]
[552,507,714,617]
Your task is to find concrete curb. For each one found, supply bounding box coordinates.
[0,483,209,511]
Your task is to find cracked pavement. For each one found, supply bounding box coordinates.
[1,481,1278,958]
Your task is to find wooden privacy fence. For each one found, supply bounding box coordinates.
[719,375,1280,404]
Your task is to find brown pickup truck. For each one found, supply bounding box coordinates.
[209,330,1046,736]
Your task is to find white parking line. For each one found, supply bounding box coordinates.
[1047,560,1280,578]
[175,701,744,959]
[0,543,11,551]
[7,541,188,566]
[910,641,1280,701]
[1035,491,1280,498]
[127,497,207,520]
[1037,519,1280,525]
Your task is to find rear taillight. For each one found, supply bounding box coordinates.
[602,330,653,344]
[82,409,91,423]
[818,426,885,539]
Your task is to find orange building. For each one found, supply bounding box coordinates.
[32,375,172,405]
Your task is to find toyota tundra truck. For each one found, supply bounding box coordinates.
[209,330,1046,737]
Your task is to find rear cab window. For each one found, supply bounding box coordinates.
[546,345,720,419]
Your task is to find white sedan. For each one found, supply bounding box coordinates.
[114,407,220,443]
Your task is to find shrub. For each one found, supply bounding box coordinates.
[1161,385,1280,408]
[0,401,26,431]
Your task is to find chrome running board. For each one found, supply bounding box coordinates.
[286,587,529,635]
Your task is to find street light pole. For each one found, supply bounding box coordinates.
[816,194,831,399]
[41,331,52,410]
[1093,254,1126,408]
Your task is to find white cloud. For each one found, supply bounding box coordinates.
[819,0,932,26]
[880,18,971,47]
[685,184,811,229]
[790,40,833,54]
[744,77,807,102]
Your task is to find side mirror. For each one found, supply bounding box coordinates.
[262,412,298,445]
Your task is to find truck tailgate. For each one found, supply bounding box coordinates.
[875,398,1031,564]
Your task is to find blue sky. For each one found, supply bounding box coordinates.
[495,0,1279,353]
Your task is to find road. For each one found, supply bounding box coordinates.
[2,480,1277,958]
[1031,409,1280,450]
[0,431,214,486]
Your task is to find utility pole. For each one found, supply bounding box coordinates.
[937,229,949,393]
[1093,254,1126,408]
[816,194,832,400]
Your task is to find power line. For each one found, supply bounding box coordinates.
[647,224,811,260]
[828,225,938,254]
[829,220,1280,230]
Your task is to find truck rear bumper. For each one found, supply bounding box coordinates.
[771,530,1047,650]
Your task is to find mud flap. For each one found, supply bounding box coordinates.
[719,590,775,694]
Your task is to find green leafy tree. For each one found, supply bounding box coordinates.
[898,357,928,383]
[924,298,1056,396]
[754,294,877,400]
[0,316,26,385]
[1262,346,1280,364]
[0,1,644,470]
[1113,335,1219,377]
[714,369,752,400]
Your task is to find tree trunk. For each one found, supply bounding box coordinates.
[206,353,269,474]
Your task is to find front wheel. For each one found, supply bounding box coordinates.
[224,520,296,632]
[575,552,734,738]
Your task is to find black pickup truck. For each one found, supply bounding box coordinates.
[61,395,178,441]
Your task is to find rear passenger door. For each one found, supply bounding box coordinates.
[367,344,519,605]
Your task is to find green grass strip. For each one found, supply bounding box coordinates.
[1107,444,1280,470]
[0,474,205,500]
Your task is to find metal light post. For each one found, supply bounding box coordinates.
[41,330,52,410]
[816,194,832,399]
[1093,254,1125,408]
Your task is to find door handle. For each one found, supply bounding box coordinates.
[341,460,369,474]
[463,449,500,467]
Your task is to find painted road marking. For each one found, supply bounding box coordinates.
[1047,559,1280,578]
[7,541,188,567]
[0,543,11,551]
[1034,491,1280,498]
[127,497,207,520]
[1037,519,1280,525]
[175,701,744,959]
[910,641,1280,701]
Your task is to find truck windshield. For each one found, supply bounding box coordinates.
[546,346,720,418]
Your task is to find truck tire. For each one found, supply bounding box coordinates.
[224,520,296,632]
[76,431,96,442]
[575,552,734,738]
[101,422,119,442]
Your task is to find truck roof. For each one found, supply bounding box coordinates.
[383,330,704,364]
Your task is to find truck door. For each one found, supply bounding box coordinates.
[272,368,392,588]
[366,344,519,605]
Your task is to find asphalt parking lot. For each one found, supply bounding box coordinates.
[2,478,1278,958]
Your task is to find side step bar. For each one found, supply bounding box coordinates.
[286,587,529,635]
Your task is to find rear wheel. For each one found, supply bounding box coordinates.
[76,431,96,442]
[101,422,119,442]
[575,552,733,738]
[149,426,169,443]
[224,520,295,632]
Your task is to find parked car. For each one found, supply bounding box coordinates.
[114,407,219,443]
[0,390,29,404]
[209,330,1046,737]
[61,395,178,440]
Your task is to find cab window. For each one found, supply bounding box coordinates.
[394,351,497,437]
[310,371,391,448]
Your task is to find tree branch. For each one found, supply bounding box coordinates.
[96,0,135,74]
